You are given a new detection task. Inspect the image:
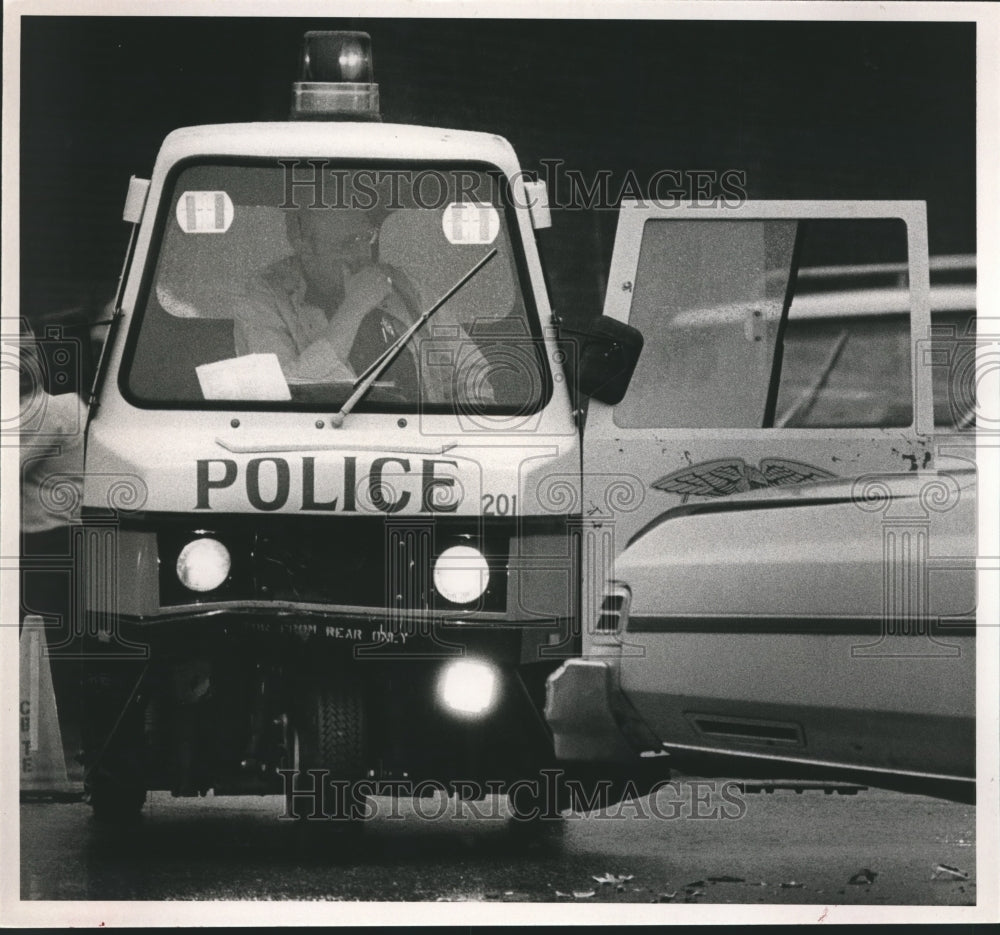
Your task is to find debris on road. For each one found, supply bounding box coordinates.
[736,781,867,796]
[681,880,707,901]
[780,881,806,889]
[592,873,634,885]
[931,864,969,881]
[848,868,878,885]
[708,875,746,884]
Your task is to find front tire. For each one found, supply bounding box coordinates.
[290,674,368,826]
[86,769,146,825]
[81,666,148,826]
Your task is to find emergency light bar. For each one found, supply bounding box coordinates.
[291,31,380,121]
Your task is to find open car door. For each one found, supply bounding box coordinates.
[577,200,975,786]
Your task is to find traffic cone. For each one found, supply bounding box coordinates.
[20,617,75,796]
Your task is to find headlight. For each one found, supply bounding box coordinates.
[176,537,231,593]
[433,545,490,604]
[437,660,498,716]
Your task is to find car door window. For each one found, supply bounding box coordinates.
[614,217,920,430]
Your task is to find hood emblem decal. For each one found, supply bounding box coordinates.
[651,458,836,502]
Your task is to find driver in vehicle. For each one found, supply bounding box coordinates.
[235,205,494,405]
[235,206,416,386]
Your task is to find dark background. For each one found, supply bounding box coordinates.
[20,16,975,330]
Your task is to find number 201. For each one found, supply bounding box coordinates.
[482,493,517,516]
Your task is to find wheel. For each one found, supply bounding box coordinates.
[80,666,148,826]
[290,674,368,826]
[86,769,146,825]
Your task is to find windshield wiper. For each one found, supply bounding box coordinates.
[330,248,497,427]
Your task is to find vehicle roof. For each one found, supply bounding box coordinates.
[789,254,976,320]
[790,283,976,320]
[796,254,975,283]
[668,282,975,329]
[152,123,522,176]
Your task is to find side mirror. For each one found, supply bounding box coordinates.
[577,316,644,405]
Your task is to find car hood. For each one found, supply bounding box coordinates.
[618,469,977,621]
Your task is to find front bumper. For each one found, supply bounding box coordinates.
[544,659,657,763]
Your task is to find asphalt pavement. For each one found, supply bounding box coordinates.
[19,783,976,906]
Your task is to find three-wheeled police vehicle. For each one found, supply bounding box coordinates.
[76,31,642,823]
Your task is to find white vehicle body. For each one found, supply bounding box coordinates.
[545,202,976,801]
[79,119,590,816]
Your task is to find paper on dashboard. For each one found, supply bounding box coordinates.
[196,353,292,401]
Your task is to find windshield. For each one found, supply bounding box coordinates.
[123,162,549,415]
